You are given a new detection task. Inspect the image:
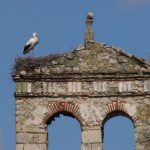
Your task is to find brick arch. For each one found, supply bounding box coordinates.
[42,101,85,125]
[102,100,139,125]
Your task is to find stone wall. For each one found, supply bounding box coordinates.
[13,42,150,150]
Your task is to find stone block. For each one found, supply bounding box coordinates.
[16,124,22,132]
[16,144,24,150]
[43,82,48,93]
[82,143,91,150]
[16,133,47,144]
[82,143,103,150]
[16,133,26,143]
[39,134,47,143]
[22,82,27,92]
[135,126,150,143]
[117,56,128,63]
[92,143,103,150]
[144,80,150,92]
[24,144,46,150]
[93,82,106,92]
[68,82,81,92]
[136,142,150,150]
[82,129,102,143]
[27,82,32,93]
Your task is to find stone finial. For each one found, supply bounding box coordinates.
[87,12,94,20]
[84,12,94,43]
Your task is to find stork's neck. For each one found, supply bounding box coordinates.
[34,35,39,43]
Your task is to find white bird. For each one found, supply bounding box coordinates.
[23,32,39,55]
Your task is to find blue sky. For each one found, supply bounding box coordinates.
[0,1,150,150]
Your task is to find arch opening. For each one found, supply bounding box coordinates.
[42,101,84,126]
[102,111,135,150]
[48,112,81,150]
[102,110,134,128]
[46,111,77,125]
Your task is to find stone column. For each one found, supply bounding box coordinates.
[81,126,103,150]
[84,12,94,44]
[16,125,47,150]
[135,123,150,150]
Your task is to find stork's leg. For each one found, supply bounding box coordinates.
[32,49,34,58]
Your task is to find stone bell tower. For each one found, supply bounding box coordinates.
[13,12,150,150]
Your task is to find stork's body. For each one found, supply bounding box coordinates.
[23,33,39,55]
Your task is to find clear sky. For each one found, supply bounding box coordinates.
[0,1,150,150]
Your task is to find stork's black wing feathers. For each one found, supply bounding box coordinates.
[23,44,31,54]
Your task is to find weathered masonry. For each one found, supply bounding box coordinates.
[13,12,150,150]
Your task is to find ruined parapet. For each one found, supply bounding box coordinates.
[13,13,150,150]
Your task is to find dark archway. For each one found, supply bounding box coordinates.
[102,111,135,150]
[48,112,81,150]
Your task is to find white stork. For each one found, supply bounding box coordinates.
[23,32,39,55]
